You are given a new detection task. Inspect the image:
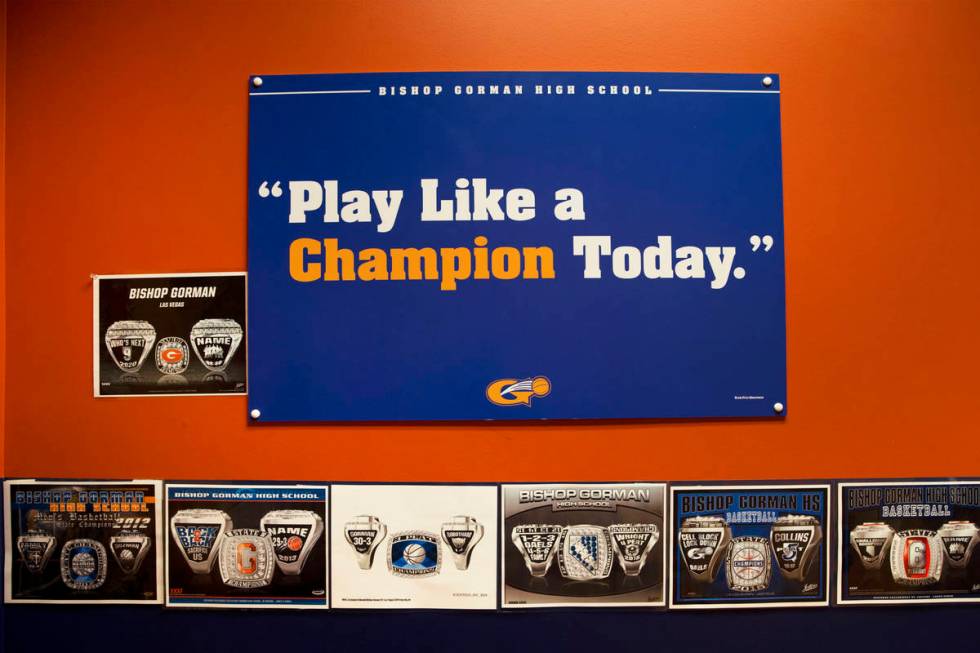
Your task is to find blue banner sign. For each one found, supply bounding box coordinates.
[247,72,786,421]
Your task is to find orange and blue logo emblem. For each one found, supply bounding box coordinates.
[486,376,551,407]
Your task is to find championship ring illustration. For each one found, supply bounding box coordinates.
[440,515,484,571]
[726,536,771,592]
[60,539,108,591]
[109,532,152,575]
[677,516,732,582]
[190,319,244,372]
[849,522,895,570]
[104,320,156,372]
[608,523,659,576]
[557,525,614,581]
[890,529,943,585]
[770,515,822,582]
[936,521,980,568]
[344,515,387,570]
[218,529,276,589]
[387,531,441,577]
[155,336,190,375]
[17,532,57,574]
[171,509,233,574]
[259,509,324,575]
[511,524,563,577]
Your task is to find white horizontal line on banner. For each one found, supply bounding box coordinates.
[249,90,372,96]
[658,89,780,94]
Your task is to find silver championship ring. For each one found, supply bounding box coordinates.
[677,516,732,583]
[218,529,276,588]
[608,523,659,576]
[171,509,233,574]
[849,522,895,570]
[890,529,943,585]
[344,515,387,570]
[259,509,324,575]
[726,536,772,592]
[937,521,980,568]
[105,320,156,372]
[558,525,614,581]
[190,319,244,371]
[388,531,441,577]
[440,515,484,571]
[770,515,823,582]
[17,531,57,574]
[511,524,563,577]
[109,532,152,575]
[60,539,108,591]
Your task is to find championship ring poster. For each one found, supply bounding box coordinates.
[501,483,666,608]
[330,484,497,609]
[165,484,328,609]
[837,480,980,605]
[93,272,247,397]
[670,484,830,609]
[3,479,163,604]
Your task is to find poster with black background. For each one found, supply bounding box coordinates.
[166,484,328,609]
[501,483,666,608]
[94,272,246,396]
[838,480,980,605]
[670,484,830,609]
[3,479,163,604]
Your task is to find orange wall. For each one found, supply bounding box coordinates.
[4,1,979,482]
[1,0,6,474]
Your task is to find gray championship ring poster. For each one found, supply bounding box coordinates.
[166,484,327,608]
[3,479,163,604]
[670,484,829,608]
[93,272,246,397]
[330,484,497,609]
[838,480,980,605]
[502,483,666,607]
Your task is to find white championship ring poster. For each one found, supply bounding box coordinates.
[670,483,830,609]
[501,483,666,608]
[165,484,328,609]
[330,484,497,609]
[4,479,164,604]
[838,480,980,605]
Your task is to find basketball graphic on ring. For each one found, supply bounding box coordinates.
[403,543,426,565]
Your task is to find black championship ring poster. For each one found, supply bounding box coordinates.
[838,480,980,605]
[670,484,830,609]
[93,272,246,397]
[165,484,328,609]
[3,479,163,604]
[501,483,666,608]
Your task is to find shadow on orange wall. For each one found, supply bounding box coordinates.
[3,0,979,481]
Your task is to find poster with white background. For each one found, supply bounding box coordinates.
[330,484,497,609]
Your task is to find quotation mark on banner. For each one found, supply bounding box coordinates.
[258,181,283,198]
[749,235,774,252]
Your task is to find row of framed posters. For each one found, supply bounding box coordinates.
[5,480,980,608]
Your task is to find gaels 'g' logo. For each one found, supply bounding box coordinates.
[161,348,184,363]
[486,376,551,406]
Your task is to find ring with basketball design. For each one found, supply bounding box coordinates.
[259,509,324,576]
[726,536,772,592]
[388,531,441,577]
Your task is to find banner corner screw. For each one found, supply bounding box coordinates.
[762,76,773,87]
[252,76,263,88]
[773,402,784,413]
[250,408,261,420]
